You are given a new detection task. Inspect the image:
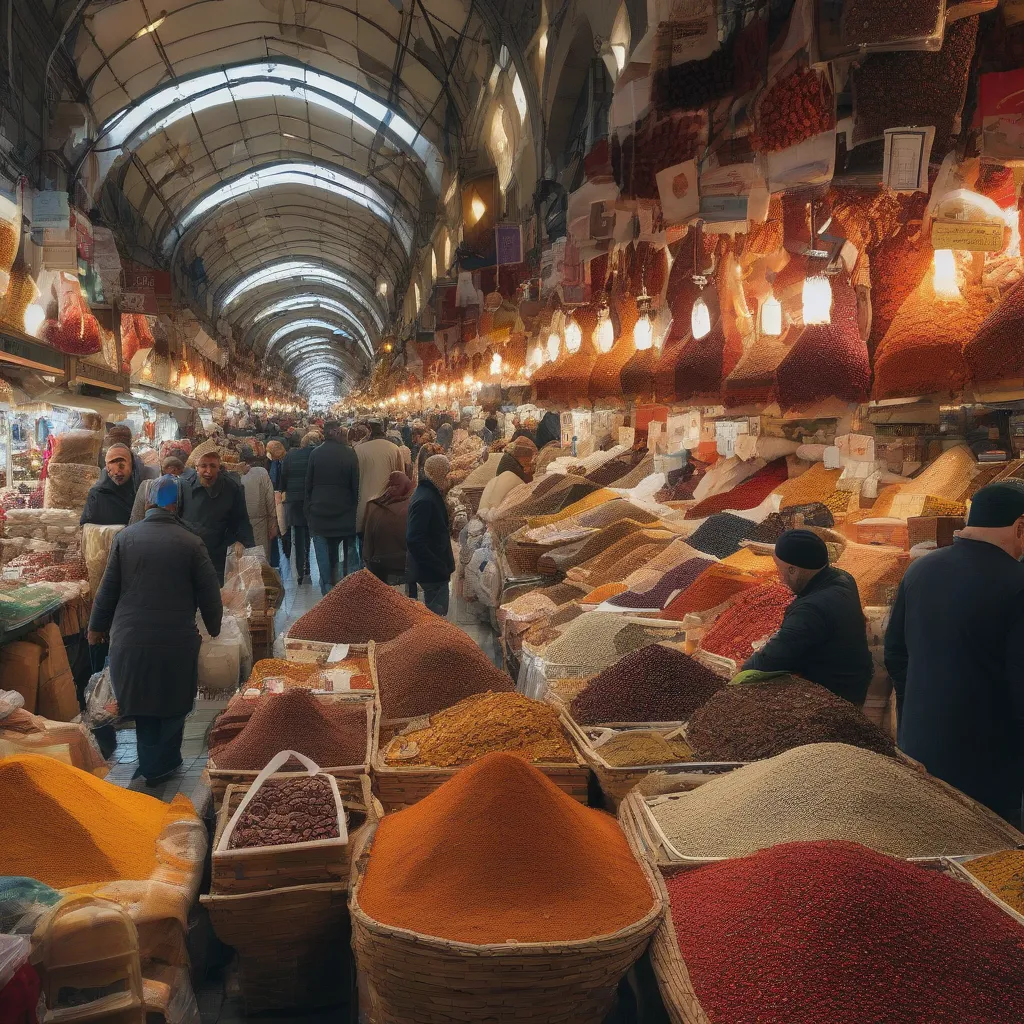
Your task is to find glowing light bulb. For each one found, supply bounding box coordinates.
[932,249,961,300]
[691,296,711,340]
[761,293,782,336]
[633,314,653,351]
[470,196,487,224]
[564,319,582,354]
[490,352,502,375]
[595,313,614,354]
[23,305,45,337]
[546,331,560,362]
[462,373,473,387]
[802,274,833,326]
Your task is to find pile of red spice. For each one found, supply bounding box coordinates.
[212,688,368,770]
[287,568,432,644]
[659,564,760,619]
[684,459,789,519]
[667,840,1024,1024]
[698,582,793,663]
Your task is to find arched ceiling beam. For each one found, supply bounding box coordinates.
[219,259,385,332]
[163,160,415,260]
[87,59,444,194]
[267,319,373,362]
[189,209,407,296]
[258,312,370,357]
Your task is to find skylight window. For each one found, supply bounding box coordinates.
[266,318,372,360]
[96,60,443,193]
[511,73,528,125]
[220,260,385,331]
[165,163,413,256]
[252,295,372,326]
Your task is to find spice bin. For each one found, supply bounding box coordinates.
[348,817,665,1024]
[211,752,350,895]
[564,715,744,812]
[373,711,590,812]
[204,691,378,810]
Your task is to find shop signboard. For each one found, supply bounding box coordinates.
[31,191,70,230]
[121,264,158,314]
[496,223,522,265]
[0,331,64,374]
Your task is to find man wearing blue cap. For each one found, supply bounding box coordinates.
[743,528,873,705]
[88,474,222,786]
[885,483,1024,822]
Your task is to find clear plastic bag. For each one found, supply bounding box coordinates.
[0,687,25,716]
[83,667,118,727]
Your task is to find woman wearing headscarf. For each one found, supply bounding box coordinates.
[480,436,538,514]
[406,454,455,616]
[237,445,278,559]
[387,429,413,477]
[361,471,414,583]
[266,439,290,569]
[534,411,561,451]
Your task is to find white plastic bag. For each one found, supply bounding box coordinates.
[0,688,24,717]
[83,668,118,727]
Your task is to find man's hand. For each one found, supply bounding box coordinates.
[232,542,244,558]
[87,630,107,646]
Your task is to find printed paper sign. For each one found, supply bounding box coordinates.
[931,220,1006,252]
[656,159,699,225]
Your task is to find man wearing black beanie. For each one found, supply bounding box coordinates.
[885,483,1024,824]
[743,528,873,705]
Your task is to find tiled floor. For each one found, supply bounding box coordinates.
[101,549,504,1023]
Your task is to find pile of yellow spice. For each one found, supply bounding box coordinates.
[384,691,577,768]
[963,850,1024,916]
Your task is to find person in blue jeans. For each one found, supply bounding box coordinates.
[406,454,455,616]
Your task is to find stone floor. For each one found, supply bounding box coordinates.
[102,548,503,1023]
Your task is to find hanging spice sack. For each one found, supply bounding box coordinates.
[775,275,870,410]
[616,111,706,200]
[834,0,945,54]
[964,275,1024,387]
[751,60,835,155]
[671,279,744,404]
[872,277,992,400]
[851,17,979,155]
[51,274,102,357]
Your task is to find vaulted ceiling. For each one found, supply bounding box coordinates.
[66,0,501,401]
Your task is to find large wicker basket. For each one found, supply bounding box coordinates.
[349,821,665,1023]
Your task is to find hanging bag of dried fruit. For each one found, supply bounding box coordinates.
[49,273,102,356]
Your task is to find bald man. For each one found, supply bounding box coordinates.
[81,443,140,526]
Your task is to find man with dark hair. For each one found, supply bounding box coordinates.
[886,484,1024,821]
[88,474,222,785]
[179,449,254,584]
[305,420,360,595]
[743,529,873,705]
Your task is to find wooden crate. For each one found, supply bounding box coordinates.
[205,692,378,811]
[211,776,348,895]
[247,609,275,662]
[211,774,380,895]
[373,714,590,812]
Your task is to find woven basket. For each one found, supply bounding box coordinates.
[205,692,378,810]
[209,773,378,895]
[563,715,742,812]
[373,716,591,812]
[201,879,352,1014]
[348,820,665,1024]
[647,855,1024,1024]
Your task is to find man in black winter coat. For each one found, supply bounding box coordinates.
[277,432,318,583]
[81,444,143,526]
[885,484,1024,823]
[743,529,873,705]
[406,454,455,616]
[305,421,360,596]
[178,450,255,584]
[88,475,222,785]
